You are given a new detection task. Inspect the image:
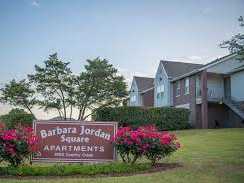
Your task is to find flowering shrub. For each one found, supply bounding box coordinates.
[113,125,180,165]
[0,123,38,167]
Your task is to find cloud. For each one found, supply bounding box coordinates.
[31,1,40,7]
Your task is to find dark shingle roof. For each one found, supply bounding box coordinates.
[161,60,203,78]
[134,76,154,92]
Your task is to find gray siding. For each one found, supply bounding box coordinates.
[231,70,244,101]
[129,79,142,106]
[154,63,170,107]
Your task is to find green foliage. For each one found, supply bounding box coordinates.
[1,129,244,181]
[74,57,128,120]
[28,53,73,120]
[0,109,34,129]
[0,125,37,167]
[114,126,180,165]
[28,54,128,120]
[0,162,150,176]
[93,106,190,130]
[1,53,128,121]
[0,79,36,118]
[220,16,244,60]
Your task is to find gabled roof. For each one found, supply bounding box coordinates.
[199,53,236,70]
[160,60,203,79]
[198,53,237,71]
[134,76,154,92]
[171,53,239,81]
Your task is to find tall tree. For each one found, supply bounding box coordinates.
[220,16,244,60]
[28,53,73,120]
[0,79,36,118]
[75,58,127,120]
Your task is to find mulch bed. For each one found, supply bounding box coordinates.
[0,163,182,180]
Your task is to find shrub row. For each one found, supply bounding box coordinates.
[0,163,150,176]
[114,126,180,165]
[0,108,34,129]
[93,106,190,130]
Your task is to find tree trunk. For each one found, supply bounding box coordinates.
[70,105,73,120]
[78,109,82,120]
[57,109,62,119]
[25,104,36,119]
[63,102,67,120]
[59,89,67,120]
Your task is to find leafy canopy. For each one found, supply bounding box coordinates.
[0,79,36,118]
[0,108,34,129]
[0,53,128,121]
[75,58,127,120]
[28,53,73,120]
[220,16,244,60]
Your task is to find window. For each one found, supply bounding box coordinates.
[196,75,201,97]
[184,77,190,95]
[157,83,164,98]
[176,81,180,96]
[130,94,136,102]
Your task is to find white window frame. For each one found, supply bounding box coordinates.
[196,75,201,97]
[130,94,136,102]
[156,83,165,98]
[176,81,181,97]
[184,77,190,95]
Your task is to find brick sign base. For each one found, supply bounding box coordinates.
[32,121,117,163]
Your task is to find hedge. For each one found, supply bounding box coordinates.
[0,108,34,129]
[0,163,150,176]
[93,106,190,130]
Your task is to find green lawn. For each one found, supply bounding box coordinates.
[1,128,244,183]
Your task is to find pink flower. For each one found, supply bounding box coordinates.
[116,127,131,138]
[28,135,37,145]
[2,129,17,141]
[176,142,181,149]
[130,131,138,141]
[160,133,172,145]
[4,144,16,156]
[24,127,33,133]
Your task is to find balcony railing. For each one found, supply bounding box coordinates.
[207,88,224,101]
[196,88,224,103]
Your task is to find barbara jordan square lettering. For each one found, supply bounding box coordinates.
[32,121,117,163]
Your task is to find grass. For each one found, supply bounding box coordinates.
[1,128,244,183]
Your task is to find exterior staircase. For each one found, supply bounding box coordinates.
[223,99,244,120]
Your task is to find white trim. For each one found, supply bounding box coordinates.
[129,77,138,92]
[171,54,237,82]
[160,61,169,79]
[175,103,190,109]
[176,80,181,97]
[184,77,190,95]
[140,87,154,94]
[199,53,237,71]
[171,69,199,82]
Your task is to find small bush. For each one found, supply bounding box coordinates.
[0,162,151,176]
[0,108,34,129]
[0,124,38,167]
[113,125,180,165]
[93,106,190,130]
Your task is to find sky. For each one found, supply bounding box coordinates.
[0,0,243,117]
